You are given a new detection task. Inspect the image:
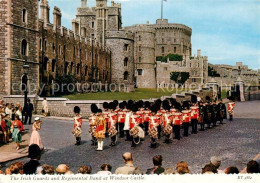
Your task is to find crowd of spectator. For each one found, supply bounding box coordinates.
[0,144,259,175]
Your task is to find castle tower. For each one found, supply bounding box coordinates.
[132,25,157,88]
[95,0,108,46]
[106,31,135,86]
[40,0,50,27]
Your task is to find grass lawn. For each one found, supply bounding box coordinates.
[63,88,187,100]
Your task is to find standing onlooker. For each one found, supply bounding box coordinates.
[11,115,24,150]
[9,162,24,174]
[42,98,48,117]
[15,107,23,122]
[29,117,43,150]
[1,113,7,144]
[115,152,136,174]
[210,156,223,173]
[146,155,165,175]
[224,166,239,174]
[23,144,42,174]
[97,164,112,175]
[5,104,12,118]
[24,99,34,125]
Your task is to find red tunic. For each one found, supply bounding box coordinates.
[130,114,139,129]
[190,106,199,119]
[228,102,235,112]
[173,112,182,125]
[136,110,144,124]
[1,120,7,132]
[108,112,117,128]
[74,116,83,129]
[182,110,191,123]
[149,116,159,130]
[117,111,126,123]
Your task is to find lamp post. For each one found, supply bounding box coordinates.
[22,63,29,111]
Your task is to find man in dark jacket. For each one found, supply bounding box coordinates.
[146,155,165,175]
[217,99,227,124]
[24,99,34,125]
[23,144,41,174]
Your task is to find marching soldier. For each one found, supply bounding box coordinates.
[228,99,235,121]
[211,100,218,127]
[94,109,107,151]
[198,102,205,131]
[190,95,198,134]
[89,104,98,146]
[148,105,159,148]
[217,99,227,124]
[129,106,141,147]
[182,101,191,137]
[143,101,151,135]
[162,100,172,144]
[117,102,126,138]
[172,103,182,140]
[108,102,118,147]
[205,98,212,129]
[72,106,83,146]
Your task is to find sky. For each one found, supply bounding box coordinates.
[46,0,260,70]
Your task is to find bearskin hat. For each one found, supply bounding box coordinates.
[97,109,102,113]
[144,101,151,109]
[132,104,138,113]
[109,102,116,110]
[74,106,81,114]
[119,102,125,109]
[137,100,144,108]
[91,104,98,114]
[103,102,109,109]
[191,95,197,104]
[182,101,190,109]
[150,104,158,114]
[113,100,119,107]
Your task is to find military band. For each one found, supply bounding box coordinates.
[72,96,234,150]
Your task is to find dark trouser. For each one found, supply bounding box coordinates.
[144,122,149,135]
[110,135,117,146]
[212,115,217,126]
[125,130,131,141]
[200,122,205,130]
[229,115,233,121]
[119,123,125,137]
[76,137,81,145]
[207,115,211,128]
[183,122,189,136]
[91,136,97,146]
[191,119,198,134]
[219,117,223,124]
[150,137,157,148]
[24,112,32,124]
[131,136,139,147]
[157,125,161,139]
[174,125,180,140]
[164,134,171,143]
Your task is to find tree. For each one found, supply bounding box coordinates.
[170,72,190,86]
[54,72,76,96]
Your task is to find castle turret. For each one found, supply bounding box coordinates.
[53,6,62,27]
[81,0,87,7]
[96,0,107,7]
[40,0,50,27]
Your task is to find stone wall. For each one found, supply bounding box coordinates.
[0,0,8,96]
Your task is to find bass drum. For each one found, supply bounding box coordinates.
[136,126,145,139]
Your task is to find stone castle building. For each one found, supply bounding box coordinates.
[0,0,111,96]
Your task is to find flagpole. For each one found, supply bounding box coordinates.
[161,0,163,19]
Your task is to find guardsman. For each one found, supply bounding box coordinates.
[172,103,182,140]
[129,106,140,147]
[190,104,199,134]
[182,101,191,137]
[89,104,98,146]
[148,105,159,148]
[212,100,218,127]
[108,102,118,146]
[143,101,151,135]
[73,106,83,146]
[94,109,106,151]
[227,99,235,121]
[117,102,126,138]
[217,99,227,124]
[103,102,110,137]
[198,102,205,131]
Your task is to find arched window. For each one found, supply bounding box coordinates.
[21,39,28,56]
[52,43,55,53]
[77,63,80,74]
[161,46,164,54]
[85,66,88,76]
[138,35,141,41]
[39,39,42,51]
[123,71,128,81]
[124,58,128,67]
[65,62,69,74]
[52,60,56,72]
[44,40,47,51]
[70,62,74,73]
[43,57,48,71]
[22,9,27,23]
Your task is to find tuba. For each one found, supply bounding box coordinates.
[130,126,139,138]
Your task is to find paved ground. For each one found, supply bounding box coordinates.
[1,101,260,174]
